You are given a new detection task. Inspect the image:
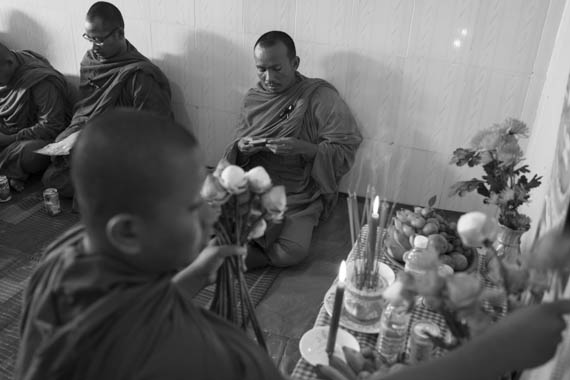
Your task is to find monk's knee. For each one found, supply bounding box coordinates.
[268,242,309,267]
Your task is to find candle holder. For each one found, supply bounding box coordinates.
[344,230,395,322]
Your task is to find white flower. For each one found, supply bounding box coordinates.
[382,280,404,303]
[261,185,287,222]
[479,150,494,165]
[219,165,248,194]
[248,219,267,240]
[213,158,230,179]
[200,174,229,204]
[456,211,498,247]
[245,166,272,193]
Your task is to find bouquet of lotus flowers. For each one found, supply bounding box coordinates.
[201,159,286,350]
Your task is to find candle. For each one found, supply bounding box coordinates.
[326,260,347,356]
[368,196,380,261]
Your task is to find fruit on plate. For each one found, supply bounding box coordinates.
[385,203,475,272]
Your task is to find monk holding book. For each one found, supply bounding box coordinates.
[42,1,172,197]
[226,31,363,268]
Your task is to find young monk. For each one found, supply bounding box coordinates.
[16,109,283,380]
[17,109,570,380]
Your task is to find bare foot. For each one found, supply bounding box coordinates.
[9,179,24,192]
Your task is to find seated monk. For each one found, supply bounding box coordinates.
[42,1,172,197]
[15,109,570,380]
[0,43,71,192]
[16,109,283,380]
[225,31,362,268]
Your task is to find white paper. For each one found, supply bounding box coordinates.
[35,131,79,156]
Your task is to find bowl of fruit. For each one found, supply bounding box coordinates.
[384,206,477,272]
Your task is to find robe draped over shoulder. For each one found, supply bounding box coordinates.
[226,73,362,219]
[56,41,172,141]
[16,226,283,380]
[0,50,72,140]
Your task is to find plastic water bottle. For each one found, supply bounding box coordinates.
[403,235,438,288]
[376,299,410,364]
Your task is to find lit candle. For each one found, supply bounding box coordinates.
[368,196,380,261]
[326,260,346,356]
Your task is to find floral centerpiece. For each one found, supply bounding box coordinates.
[200,159,286,350]
[449,118,541,232]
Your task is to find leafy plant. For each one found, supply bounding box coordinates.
[449,118,542,231]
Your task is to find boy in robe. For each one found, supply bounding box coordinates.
[16,109,283,380]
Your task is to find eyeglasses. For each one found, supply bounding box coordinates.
[82,27,119,46]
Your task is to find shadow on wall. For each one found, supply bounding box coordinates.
[332,51,448,207]
[1,10,80,102]
[161,30,252,164]
[1,10,48,54]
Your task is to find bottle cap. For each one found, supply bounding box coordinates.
[413,235,428,249]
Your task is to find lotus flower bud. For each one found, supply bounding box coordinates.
[245,166,272,193]
[200,174,229,204]
[456,211,498,247]
[219,165,247,194]
[261,185,287,222]
[248,218,267,240]
[213,158,231,179]
[446,273,481,309]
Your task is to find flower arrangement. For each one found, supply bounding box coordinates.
[201,159,287,350]
[382,211,553,349]
[449,118,542,231]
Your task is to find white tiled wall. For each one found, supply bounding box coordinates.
[0,0,565,212]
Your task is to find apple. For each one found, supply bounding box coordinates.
[428,234,449,255]
[422,222,439,235]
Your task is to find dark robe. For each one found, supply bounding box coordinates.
[226,73,362,265]
[0,50,72,180]
[16,225,284,380]
[42,41,173,196]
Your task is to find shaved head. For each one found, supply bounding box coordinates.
[72,108,198,226]
[73,109,206,272]
[0,41,18,85]
[0,42,10,60]
[86,1,124,29]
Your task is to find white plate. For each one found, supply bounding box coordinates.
[299,326,360,366]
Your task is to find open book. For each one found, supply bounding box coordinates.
[35,131,80,156]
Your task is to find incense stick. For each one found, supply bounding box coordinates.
[347,194,355,245]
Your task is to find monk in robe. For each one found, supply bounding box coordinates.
[225,31,362,268]
[42,1,172,197]
[0,43,71,191]
[16,109,284,380]
[15,110,570,380]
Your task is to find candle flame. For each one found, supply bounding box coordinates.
[339,260,347,283]
[372,196,380,216]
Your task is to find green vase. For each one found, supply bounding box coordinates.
[492,224,527,265]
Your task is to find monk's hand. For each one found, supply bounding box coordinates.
[266,137,317,157]
[238,137,266,154]
[173,243,246,298]
[0,132,17,147]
